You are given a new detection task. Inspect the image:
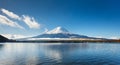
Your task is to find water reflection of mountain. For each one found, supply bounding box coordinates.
[41,43,89,62]
[46,43,88,51]
[0,43,90,65]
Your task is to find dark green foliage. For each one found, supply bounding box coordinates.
[0,35,9,42]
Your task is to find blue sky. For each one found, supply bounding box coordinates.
[0,0,120,38]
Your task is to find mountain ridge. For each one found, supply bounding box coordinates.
[33,26,98,39]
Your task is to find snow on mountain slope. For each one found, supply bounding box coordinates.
[45,26,70,34]
[33,26,92,38]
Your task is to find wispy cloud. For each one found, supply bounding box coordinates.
[0,15,24,29]
[1,8,41,29]
[110,37,119,39]
[1,8,21,20]
[1,34,29,39]
[22,15,40,29]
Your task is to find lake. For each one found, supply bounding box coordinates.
[0,43,120,65]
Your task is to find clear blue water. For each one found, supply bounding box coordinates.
[0,43,120,65]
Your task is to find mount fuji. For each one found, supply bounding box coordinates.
[33,26,97,39]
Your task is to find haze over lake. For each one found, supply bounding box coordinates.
[0,43,120,65]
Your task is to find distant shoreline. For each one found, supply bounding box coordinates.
[1,39,120,43]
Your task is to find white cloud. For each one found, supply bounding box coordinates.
[110,37,119,39]
[94,36,103,38]
[1,8,21,20]
[1,8,41,29]
[22,15,40,29]
[95,36,119,39]
[0,15,24,29]
[1,34,29,39]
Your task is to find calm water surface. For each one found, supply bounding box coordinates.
[0,43,120,65]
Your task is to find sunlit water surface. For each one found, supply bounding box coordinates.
[0,43,120,65]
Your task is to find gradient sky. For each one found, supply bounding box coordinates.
[0,0,120,38]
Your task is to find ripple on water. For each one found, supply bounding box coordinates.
[0,43,120,65]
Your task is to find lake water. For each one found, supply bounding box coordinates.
[0,43,120,65]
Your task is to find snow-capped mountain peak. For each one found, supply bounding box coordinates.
[45,26,70,34]
[32,26,99,39]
